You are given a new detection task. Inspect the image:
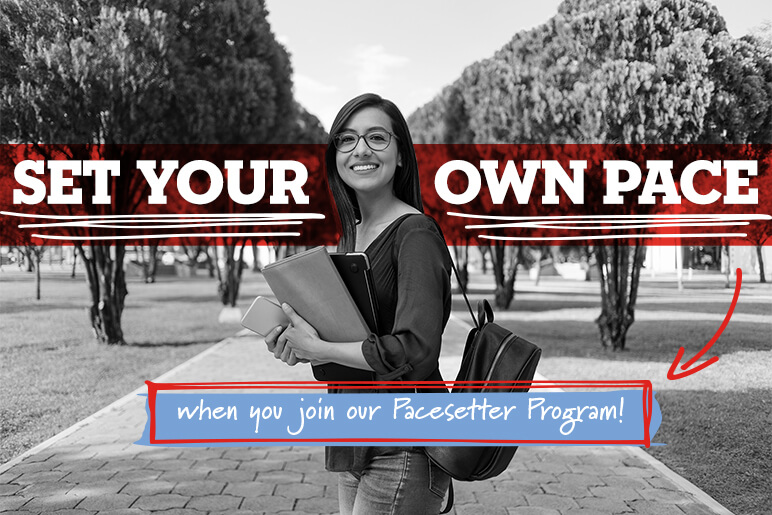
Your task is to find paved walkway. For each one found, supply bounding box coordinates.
[0,319,733,515]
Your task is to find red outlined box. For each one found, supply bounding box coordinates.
[144,380,654,447]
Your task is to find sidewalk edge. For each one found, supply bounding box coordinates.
[624,446,735,515]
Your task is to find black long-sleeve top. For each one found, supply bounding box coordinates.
[326,213,452,472]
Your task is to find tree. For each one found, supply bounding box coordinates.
[488,243,524,309]
[410,84,479,291]
[0,0,314,341]
[744,156,772,282]
[153,1,326,309]
[134,244,161,283]
[7,244,45,299]
[1,1,170,343]
[407,0,772,349]
[178,240,212,276]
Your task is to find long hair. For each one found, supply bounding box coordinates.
[326,93,423,252]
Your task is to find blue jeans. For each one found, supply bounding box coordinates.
[338,449,450,515]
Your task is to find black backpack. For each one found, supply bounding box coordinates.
[425,298,542,480]
[426,260,542,513]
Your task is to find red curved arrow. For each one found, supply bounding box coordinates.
[667,268,742,380]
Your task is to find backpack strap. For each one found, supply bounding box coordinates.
[448,259,480,330]
[425,218,480,330]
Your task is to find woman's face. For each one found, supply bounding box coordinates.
[335,107,401,199]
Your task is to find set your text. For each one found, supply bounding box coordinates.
[12,159,310,206]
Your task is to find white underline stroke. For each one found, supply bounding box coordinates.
[1,211,325,221]
[20,217,310,224]
[447,212,765,241]
[19,221,304,229]
[30,232,301,241]
[448,212,771,221]
[466,221,749,230]
[479,233,747,241]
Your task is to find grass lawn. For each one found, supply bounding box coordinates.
[493,319,771,361]
[648,389,772,515]
[0,268,270,464]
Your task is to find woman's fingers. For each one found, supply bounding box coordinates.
[280,341,294,363]
[264,325,283,352]
[281,304,319,337]
[265,325,308,367]
[274,327,291,360]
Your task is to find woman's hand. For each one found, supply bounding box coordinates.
[279,303,326,362]
[263,304,326,365]
[265,304,369,369]
[264,323,307,366]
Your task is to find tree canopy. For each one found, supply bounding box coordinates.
[0,0,326,343]
[409,0,772,146]
[407,0,772,349]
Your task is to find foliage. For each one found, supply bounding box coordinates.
[1,0,170,344]
[407,0,772,348]
[0,0,322,339]
[409,0,770,146]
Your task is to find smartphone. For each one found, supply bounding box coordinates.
[241,296,290,337]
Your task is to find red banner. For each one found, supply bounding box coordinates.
[1,144,769,246]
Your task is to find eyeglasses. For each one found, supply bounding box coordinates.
[333,129,396,153]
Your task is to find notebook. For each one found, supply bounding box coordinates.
[261,246,370,343]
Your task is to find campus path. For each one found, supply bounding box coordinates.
[0,314,733,515]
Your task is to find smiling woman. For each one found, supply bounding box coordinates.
[335,111,400,189]
[334,108,405,247]
[262,93,453,515]
[325,94,424,253]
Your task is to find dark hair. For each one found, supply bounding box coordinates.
[326,93,423,252]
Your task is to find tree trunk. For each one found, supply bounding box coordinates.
[77,244,128,345]
[208,246,219,280]
[479,245,489,273]
[146,244,159,283]
[489,242,521,309]
[594,243,645,351]
[502,246,522,309]
[583,245,593,281]
[24,247,33,272]
[218,242,247,307]
[137,244,159,283]
[134,245,145,279]
[35,250,41,300]
[71,250,78,278]
[452,244,469,292]
[279,244,288,260]
[490,242,505,307]
[532,247,543,286]
[252,241,260,271]
[757,245,766,283]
